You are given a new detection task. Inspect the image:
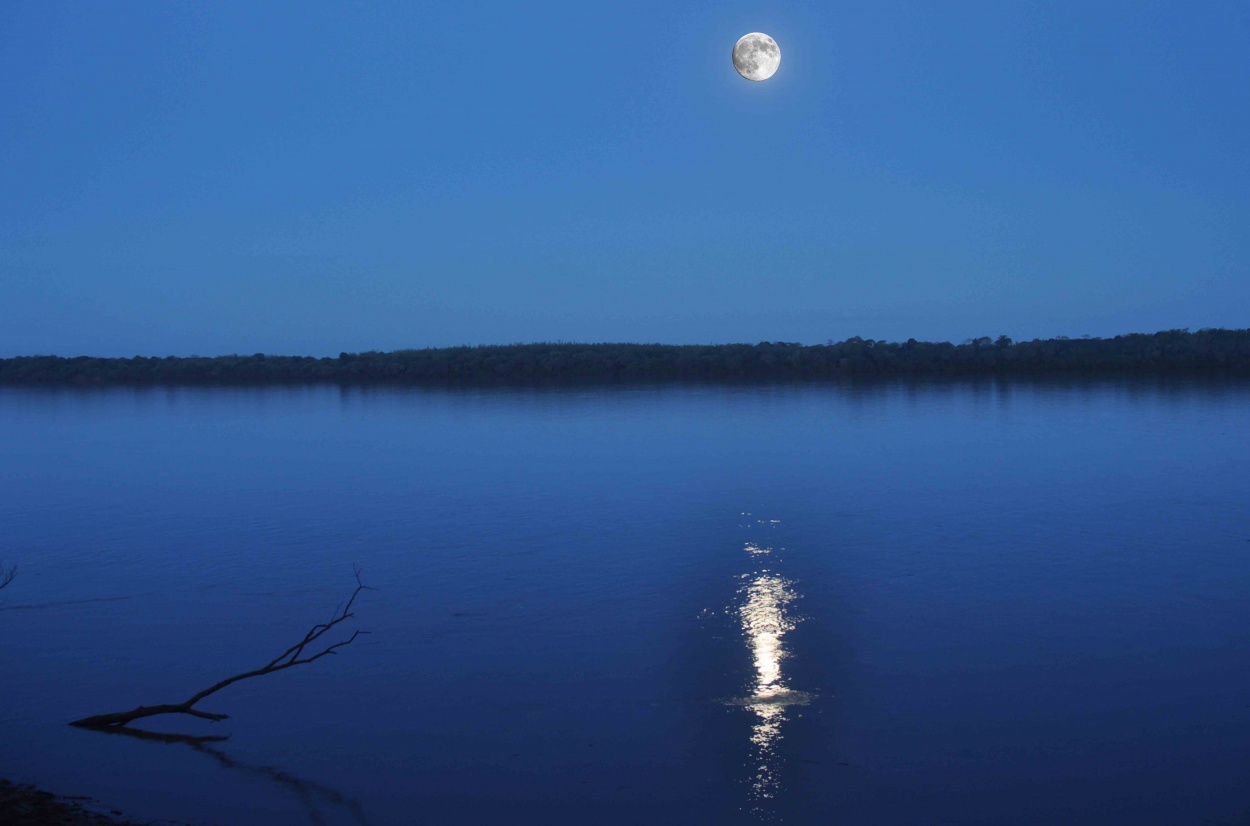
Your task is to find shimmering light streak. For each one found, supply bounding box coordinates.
[735,543,810,817]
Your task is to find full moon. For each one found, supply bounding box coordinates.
[732,32,780,82]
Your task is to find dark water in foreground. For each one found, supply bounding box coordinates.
[2,379,1249,826]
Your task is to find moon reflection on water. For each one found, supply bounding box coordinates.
[733,539,811,819]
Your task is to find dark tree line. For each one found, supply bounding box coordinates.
[3,328,1249,386]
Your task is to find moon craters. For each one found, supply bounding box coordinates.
[733,33,780,82]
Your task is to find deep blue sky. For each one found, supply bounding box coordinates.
[2,1,1247,356]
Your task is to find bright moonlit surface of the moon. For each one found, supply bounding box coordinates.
[732,32,780,82]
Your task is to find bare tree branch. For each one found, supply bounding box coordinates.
[70,567,371,730]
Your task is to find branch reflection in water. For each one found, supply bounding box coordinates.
[86,727,371,826]
[735,540,810,819]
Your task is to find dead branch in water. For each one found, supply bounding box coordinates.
[70,566,371,731]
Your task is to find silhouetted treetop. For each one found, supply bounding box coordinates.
[3,328,1248,386]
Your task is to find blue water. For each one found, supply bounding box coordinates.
[1,379,1249,825]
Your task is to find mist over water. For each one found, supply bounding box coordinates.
[2,378,1249,825]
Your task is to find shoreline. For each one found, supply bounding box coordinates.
[0,779,193,826]
[3,329,1249,385]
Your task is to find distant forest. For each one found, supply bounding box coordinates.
[3,328,1249,386]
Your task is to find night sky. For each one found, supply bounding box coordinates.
[2,1,1247,357]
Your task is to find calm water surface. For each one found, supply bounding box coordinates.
[2,379,1249,825]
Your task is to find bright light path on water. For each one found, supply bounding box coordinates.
[736,536,811,817]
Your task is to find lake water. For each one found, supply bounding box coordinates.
[2,379,1249,825]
